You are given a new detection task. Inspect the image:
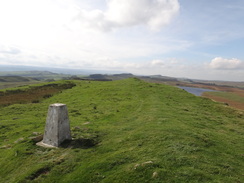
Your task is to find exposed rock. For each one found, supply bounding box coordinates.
[134,164,140,169]
[30,135,43,142]
[0,144,12,149]
[142,161,153,166]
[134,161,154,169]
[14,138,24,143]
[152,171,158,178]
[32,132,40,136]
[83,122,91,125]
[73,126,81,130]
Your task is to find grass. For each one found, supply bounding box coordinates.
[0,78,243,183]
[0,72,72,89]
[205,91,244,103]
[0,76,41,90]
[203,91,244,110]
[0,81,76,106]
[0,76,34,82]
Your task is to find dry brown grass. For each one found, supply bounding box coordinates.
[0,82,75,106]
[203,92,244,111]
[178,83,244,111]
[141,78,244,111]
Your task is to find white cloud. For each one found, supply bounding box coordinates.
[0,45,21,55]
[83,58,183,76]
[76,0,180,31]
[151,60,166,67]
[0,0,78,47]
[0,0,184,67]
[150,58,179,68]
[0,0,243,81]
[0,0,183,68]
[209,57,244,70]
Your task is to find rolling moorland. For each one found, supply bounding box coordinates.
[86,73,244,111]
[1,70,244,110]
[0,78,243,182]
[0,71,72,89]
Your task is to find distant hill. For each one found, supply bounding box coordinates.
[88,73,134,81]
[0,76,33,82]
[0,71,58,77]
[140,75,178,82]
[87,73,180,82]
[0,70,72,81]
[0,65,122,75]
[1,64,243,89]
[0,71,71,89]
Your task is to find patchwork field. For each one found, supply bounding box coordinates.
[0,72,72,89]
[203,90,244,110]
[0,81,76,106]
[181,83,244,111]
[0,78,243,182]
[141,76,244,111]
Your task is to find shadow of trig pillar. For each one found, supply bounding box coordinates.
[41,103,71,147]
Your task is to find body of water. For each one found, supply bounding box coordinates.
[178,86,216,96]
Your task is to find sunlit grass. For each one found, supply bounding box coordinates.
[206,91,244,103]
[0,78,243,183]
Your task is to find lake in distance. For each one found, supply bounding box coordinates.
[178,86,216,96]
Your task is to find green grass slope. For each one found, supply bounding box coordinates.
[206,91,244,103]
[0,78,243,183]
[0,71,72,90]
[0,76,41,90]
[0,76,33,82]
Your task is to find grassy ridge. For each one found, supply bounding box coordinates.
[0,78,243,182]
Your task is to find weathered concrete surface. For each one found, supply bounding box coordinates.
[39,103,71,147]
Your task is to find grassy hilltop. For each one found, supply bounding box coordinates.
[0,78,243,183]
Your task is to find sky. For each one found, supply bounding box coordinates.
[0,0,244,81]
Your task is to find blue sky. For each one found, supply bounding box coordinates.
[0,0,243,81]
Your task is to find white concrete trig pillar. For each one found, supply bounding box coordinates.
[38,103,71,148]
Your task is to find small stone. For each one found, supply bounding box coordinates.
[36,141,58,148]
[83,122,91,125]
[0,144,12,149]
[74,126,81,130]
[142,161,153,166]
[14,138,24,143]
[134,164,140,169]
[152,172,158,178]
[32,132,40,136]
[30,135,43,142]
